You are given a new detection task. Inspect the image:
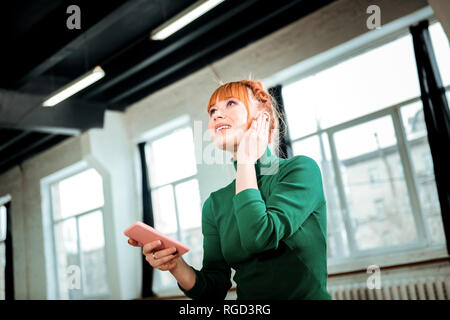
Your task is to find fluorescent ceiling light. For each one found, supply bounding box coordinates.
[42,66,105,107]
[150,0,225,40]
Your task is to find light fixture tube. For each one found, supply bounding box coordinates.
[150,0,225,40]
[42,66,105,107]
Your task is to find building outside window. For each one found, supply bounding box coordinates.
[374,199,386,220]
[50,168,109,299]
[368,167,380,185]
[145,125,203,294]
[282,21,448,262]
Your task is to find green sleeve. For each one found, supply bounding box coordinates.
[232,155,325,254]
[177,196,232,300]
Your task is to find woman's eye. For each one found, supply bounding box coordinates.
[209,109,216,116]
[227,101,236,106]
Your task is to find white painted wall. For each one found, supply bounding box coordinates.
[0,134,89,299]
[0,168,27,299]
[0,114,138,300]
[3,0,448,300]
[87,111,140,300]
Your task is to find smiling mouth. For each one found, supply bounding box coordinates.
[215,125,231,133]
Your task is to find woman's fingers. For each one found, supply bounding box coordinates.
[251,118,257,131]
[148,250,178,267]
[142,244,178,268]
[158,260,178,271]
[264,113,270,138]
[258,113,265,154]
[153,246,177,259]
[142,240,162,255]
[131,238,179,271]
[258,112,264,133]
[156,253,177,265]
[128,238,143,247]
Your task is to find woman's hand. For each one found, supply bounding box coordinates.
[236,111,270,164]
[128,238,180,271]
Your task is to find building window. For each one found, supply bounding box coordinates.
[145,125,203,293]
[368,167,380,185]
[282,21,448,262]
[50,168,109,299]
[0,205,6,300]
[422,152,433,175]
[400,101,446,245]
[373,199,386,219]
[292,133,349,259]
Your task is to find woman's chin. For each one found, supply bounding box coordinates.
[214,137,239,152]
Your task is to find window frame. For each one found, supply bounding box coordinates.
[276,15,450,266]
[287,92,449,264]
[143,122,203,293]
[267,7,437,91]
[42,163,111,300]
[0,205,5,243]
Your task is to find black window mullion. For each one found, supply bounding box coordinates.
[410,20,450,255]
[138,142,156,298]
[269,85,293,159]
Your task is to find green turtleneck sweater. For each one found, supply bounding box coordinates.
[177,147,331,300]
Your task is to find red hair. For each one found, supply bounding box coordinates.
[207,80,280,143]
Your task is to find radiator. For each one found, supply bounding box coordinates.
[327,276,450,300]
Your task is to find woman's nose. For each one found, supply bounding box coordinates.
[213,109,224,120]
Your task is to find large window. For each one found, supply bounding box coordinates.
[0,205,6,300]
[282,21,448,262]
[145,125,203,293]
[429,22,450,88]
[50,168,109,299]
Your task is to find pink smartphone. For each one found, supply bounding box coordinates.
[124,221,190,257]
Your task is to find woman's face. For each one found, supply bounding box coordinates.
[208,93,259,152]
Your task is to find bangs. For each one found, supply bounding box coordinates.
[207,82,251,113]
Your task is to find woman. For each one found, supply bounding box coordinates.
[128,80,331,300]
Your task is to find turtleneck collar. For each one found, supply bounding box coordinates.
[233,146,279,176]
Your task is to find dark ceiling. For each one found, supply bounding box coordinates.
[0,0,335,174]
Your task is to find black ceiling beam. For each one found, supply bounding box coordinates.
[0,134,56,169]
[0,134,71,175]
[14,0,148,90]
[106,0,332,107]
[2,0,128,88]
[83,0,259,100]
[0,131,31,153]
[0,89,106,135]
